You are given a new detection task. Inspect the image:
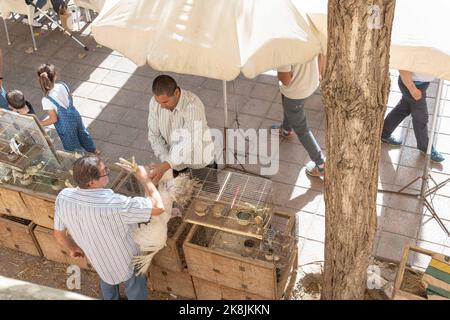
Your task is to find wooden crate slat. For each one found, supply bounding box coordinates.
[149,264,196,299]
[33,225,93,270]
[0,188,32,220]
[0,215,40,256]
[21,193,55,229]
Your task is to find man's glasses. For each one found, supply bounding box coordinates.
[98,166,110,178]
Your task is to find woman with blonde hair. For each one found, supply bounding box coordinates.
[38,63,97,153]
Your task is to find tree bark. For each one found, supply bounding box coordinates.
[321,0,396,299]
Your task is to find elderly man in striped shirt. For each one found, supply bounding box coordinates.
[54,155,165,300]
[147,75,216,184]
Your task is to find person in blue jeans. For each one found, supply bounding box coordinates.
[0,49,6,110]
[37,63,97,153]
[381,70,445,163]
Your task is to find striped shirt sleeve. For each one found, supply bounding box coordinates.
[119,195,152,224]
[54,196,66,231]
[168,97,205,171]
[148,98,171,163]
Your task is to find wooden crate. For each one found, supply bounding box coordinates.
[148,264,196,299]
[192,277,268,300]
[33,225,93,271]
[0,188,32,220]
[0,215,40,256]
[21,193,55,229]
[152,218,192,272]
[183,223,297,299]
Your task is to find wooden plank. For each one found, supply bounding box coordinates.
[21,193,55,229]
[149,264,196,299]
[393,289,427,300]
[33,225,93,271]
[192,277,268,300]
[0,188,32,220]
[0,215,40,256]
[184,225,292,299]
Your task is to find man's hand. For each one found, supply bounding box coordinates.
[134,165,150,183]
[69,247,85,259]
[147,162,171,184]
[410,87,422,101]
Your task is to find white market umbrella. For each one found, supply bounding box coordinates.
[293,0,450,80]
[91,0,321,131]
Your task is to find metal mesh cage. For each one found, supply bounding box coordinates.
[184,167,274,239]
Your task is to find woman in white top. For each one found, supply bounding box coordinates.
[38,63,97,153]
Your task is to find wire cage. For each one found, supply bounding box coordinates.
[184,167,274,239]
[0,110,72,195]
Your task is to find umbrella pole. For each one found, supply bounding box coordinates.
[223,80,228,164]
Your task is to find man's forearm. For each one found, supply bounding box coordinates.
[399,70,417,93]
[140,179,165,212]
[54,231,79,252]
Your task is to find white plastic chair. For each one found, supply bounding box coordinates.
[73,0,105,27]
[0,0,52,51]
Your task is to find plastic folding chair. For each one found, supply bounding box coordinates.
[0,0,52,51]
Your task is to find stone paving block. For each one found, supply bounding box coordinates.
[278,141,308,166]
[96,104,128,124]
[240,98,271,117]
[380,208,421,238]
[85,67,110,84]
[123,75,152,93]
[256,74,278,86]
[424,194,450,222]
[131,130,152,151]
[417,215,450,245]
[98,54,123,70]
[107,124,140,146]
[379,162,398,185]
[101,70,133,88]
[109,88,142,108]
[112,57,139,74]
[298,239,324,266]
[85,119,115,141]
[304,109,324,130]
[296,211,325,242]
[386,194,425,215]
[380,145,402,165]
[229,78,256,96]
[399,147,426,169]
[88,84,120,103]
[375,231,415,263]
[196,88,222,109]
[393,165,423,190]
[121,109,149,130]
[266,102,283,121]
[72,81,99,98]
[435,133,450,155]
[202,79,223,92]
[76,99,106,119]
[250,83,278,102]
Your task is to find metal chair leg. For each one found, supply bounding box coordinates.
[2,18,11,45]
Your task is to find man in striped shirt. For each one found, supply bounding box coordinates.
[147,75,216,183]
[54,155,165,300]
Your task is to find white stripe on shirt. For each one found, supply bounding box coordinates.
[54,188,152,285]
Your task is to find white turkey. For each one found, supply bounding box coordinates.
[132,169,199,275]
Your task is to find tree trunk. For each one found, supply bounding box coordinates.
[321,0,396,299]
